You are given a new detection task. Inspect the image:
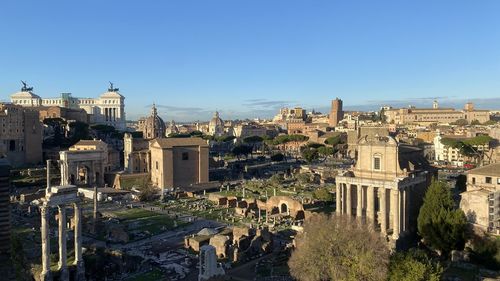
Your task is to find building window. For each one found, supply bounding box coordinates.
[155,161,158,170]
[373,156,381,170]
[472,177,476,184]
[182,152,189,160]
[497,178,500,185]
[486,177,492,184]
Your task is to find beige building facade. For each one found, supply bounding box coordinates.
[384,102,490,125]
[0,103,43,167]
[10,83,126,129]
[336,135,432,242]
[149,138,209,190]
[460,163,500,234]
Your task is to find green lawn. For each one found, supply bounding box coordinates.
[103,208,189,240]
[108,208,157,220]
[128,215,186,235]
[125,268,165,281]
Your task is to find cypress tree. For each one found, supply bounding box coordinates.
[417,179,469,256]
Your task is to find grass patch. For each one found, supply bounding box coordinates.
[108,208,157,220]
[125,268,165,281]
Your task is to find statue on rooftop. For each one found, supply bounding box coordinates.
[108,81,119,92]
[21,80,33,92]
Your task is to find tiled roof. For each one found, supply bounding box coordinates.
[151,137,208,148]
[467,163,500,177]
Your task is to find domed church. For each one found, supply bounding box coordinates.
[208,111,224,137]
[137,103,166,139]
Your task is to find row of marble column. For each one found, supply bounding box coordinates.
[40,203,85,281]
[335,183,410,239]
[104,107,118,122]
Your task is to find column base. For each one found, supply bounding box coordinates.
[59,267,69,281]
[75,261,86,281]
[40,270,52,281]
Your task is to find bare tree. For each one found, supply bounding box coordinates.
[288,214,390,281]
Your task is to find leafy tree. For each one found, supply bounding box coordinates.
[289,214,389,281]
[43,117,67,126]
[441,135,493,163]
[243,135,264,143]
[138,181,158,201]
[190,130,204,137]
[11,233,31,280]
[313,187,333,202]
[469,234,500,270]
[325,135,342,146]
[301,147,319,163]
[451,119,468,126]
[440,137,462,148]
[270,153,285,162]
[470,119,481,125]
[271,134,309,145]
[317,146,334,158]
[201,134,215,141]
[91,124,116,134]
[232,145,253,159]
[269,174,284,186]
[483,120,498,125]
[307,142,325,149]
[295,173,311,185]
[215,135,236,142]
[417,180,469,256]
[464,135,493,146]
[388,249,442,281]
[168,133,191,138]
[68,121,90,144]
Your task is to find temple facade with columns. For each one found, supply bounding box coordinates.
[39,161,85,281]
[335,135,434,243]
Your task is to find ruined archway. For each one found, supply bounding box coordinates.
[266,196,305,219]
[60,150,106,187]
[280,203,288,214]
[78,166,90,184]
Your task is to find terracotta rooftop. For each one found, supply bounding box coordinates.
[152,137,208,148]
[74,139,106,146]
[467,163,500,177]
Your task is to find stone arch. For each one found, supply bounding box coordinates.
[60,150,106,187]
[280,203,288,214]
[266,196,304,219]
[78,165,90,184]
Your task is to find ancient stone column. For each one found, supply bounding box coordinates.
[366,185,375,223]
[356,185,362,217]
[40,205,52,281]
[379,188,387,234]
[346,184,352,216]
[58,205,69,281]
[46,160,51,194]
[74,203,85,281]
[391,189,400,240]
[405,188,411,232]
[335,183,341,214]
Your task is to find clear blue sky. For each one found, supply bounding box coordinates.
[1,1,499,121]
